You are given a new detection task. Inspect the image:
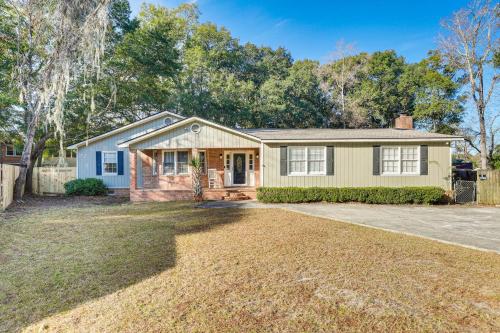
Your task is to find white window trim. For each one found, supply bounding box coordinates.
[198,150,207,175]
[162,150,190,176]
[381,146,420,176]
[287,146,327,176]
[102,151,118,176]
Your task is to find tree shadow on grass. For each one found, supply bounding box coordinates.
[0,200,247,333]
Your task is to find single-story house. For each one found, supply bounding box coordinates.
[68,112,463,201]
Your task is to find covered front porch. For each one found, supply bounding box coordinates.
[129,148,260,201]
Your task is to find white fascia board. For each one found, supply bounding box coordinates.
[118,117,261,148]
[67,111,185,149]
[261,137,464,143]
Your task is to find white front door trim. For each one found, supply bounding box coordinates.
[223,150,254,187]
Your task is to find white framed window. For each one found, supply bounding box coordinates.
[198,150,207,175]
[382,147,400,174]
[249,154,254,171]
[308,147,325,174]
[6,144,22,156]
[163,150,189,175]
[103,151,118,175]
[163,151,175,175]
[401,147,419,174]
[288,146,326,176]
[381,146,419,175]
[177,151,189,174]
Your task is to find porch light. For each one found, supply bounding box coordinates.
[256,154,259,159]
[219,154,223,159]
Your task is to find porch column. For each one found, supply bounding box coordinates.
[129,149,137,190]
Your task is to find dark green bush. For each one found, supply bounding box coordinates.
[64,178,108,196]
[257,187,445,205]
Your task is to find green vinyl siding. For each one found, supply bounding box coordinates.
[262,142,451,190]
[130,120,260,150]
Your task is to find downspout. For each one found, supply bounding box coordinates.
[260,142,264,187]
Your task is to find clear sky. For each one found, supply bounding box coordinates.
[129,0,470,63]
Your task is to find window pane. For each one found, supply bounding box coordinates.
[103,152,117,174]
[289,147,306,174]
[6,145,14,155]
[289,147,305,160]
[177,151,188,174]
[308,147,323,161]
[290,161,306,173]
[163,152,175,174]
[307,147,324,173]
[249,154,254,171]
[199,151,206,174]
[308,161,324,172]
[402,160,417,173]
[382,147,399,173]
[401,147,418,173]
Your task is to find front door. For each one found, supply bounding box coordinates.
[233,153,246,185]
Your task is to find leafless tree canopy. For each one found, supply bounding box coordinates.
[440,0,499,169]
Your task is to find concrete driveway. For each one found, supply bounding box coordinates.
[199,201,500,253]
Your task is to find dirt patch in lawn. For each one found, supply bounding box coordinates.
[1,195,127,220]
[1,201,499,332]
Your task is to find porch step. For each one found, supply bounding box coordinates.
[222,190,251,201]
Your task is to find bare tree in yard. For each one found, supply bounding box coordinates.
[318,40,366,128]
[7,0,111,199]
[440,0,499,169]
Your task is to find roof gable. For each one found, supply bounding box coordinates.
[119,117,261,149]
[68,111,184,149]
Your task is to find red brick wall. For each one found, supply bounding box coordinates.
[0,144,22,165]
[130,148,261,202]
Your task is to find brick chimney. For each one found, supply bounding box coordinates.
[394,113,413,129]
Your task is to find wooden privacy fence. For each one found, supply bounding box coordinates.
[32,167,76,195]
[1,164,20,210]
[477,169,500,205]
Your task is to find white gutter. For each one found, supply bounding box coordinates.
[261,138,464,143]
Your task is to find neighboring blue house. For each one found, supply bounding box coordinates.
[67,111,184,193]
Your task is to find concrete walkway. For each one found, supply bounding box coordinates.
[198,201,500,253]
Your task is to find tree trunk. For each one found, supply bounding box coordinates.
[478,104,488,170]
[14,122,37,200]
[25,134,49,194]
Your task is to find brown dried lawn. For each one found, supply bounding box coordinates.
[0,200,499,332]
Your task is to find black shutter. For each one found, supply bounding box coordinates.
[420,145,428,175]
[117,151,124,175]
[373,146,380,175]
[280,146,287,176]
[326,146,334,175]
[96,151,102,175]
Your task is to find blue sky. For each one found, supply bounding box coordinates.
[129,0,469,63]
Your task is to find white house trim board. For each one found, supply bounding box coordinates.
[119,117,261,147]
[68,111,185,149]
[261,138,463,143]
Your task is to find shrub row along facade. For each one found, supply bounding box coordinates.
[68,111,463,201]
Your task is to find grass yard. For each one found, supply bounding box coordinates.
[1,199,499,332]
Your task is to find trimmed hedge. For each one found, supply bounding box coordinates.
[257,187,445,205]
[64,178,108,196]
